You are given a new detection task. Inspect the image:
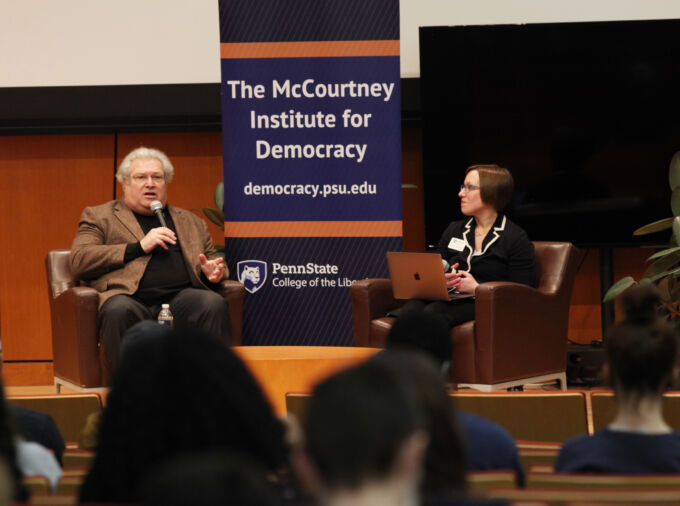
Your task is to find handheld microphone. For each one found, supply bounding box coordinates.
[442,259,458,274]
[150,200,168,228]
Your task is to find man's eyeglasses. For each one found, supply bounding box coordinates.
[459,184,480,193]
[131,174,165,184]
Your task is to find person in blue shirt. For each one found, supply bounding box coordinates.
[556,284,680,473]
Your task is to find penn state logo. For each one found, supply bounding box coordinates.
[237,260,267,294]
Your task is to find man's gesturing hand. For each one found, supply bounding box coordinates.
[140,227,176,253]
[199,254,226,283]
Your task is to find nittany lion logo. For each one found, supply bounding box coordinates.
[237,260,267,294]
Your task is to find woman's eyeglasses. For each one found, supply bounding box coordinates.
[459,184,480,193]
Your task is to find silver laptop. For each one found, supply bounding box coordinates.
[386,251,474,301]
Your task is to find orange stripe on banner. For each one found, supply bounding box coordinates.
[221,40,400,59]
[224,221,402,238]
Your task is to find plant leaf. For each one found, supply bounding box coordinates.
[647,246,680,261]
[642,265,680,284]
[603,276,636,303]
[634,217,674,235]
[658,277,672,302]
[672,189,680,217]
[643,250,680,278]
[674,217,680,246]
[201,208,225,229]
[670,151,680,191]
[214,181,224,211]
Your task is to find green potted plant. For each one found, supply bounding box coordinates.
[604,151,680,319]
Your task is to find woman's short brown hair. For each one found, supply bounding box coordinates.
[465,164,514,211]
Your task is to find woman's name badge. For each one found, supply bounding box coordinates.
[448,237,466,251]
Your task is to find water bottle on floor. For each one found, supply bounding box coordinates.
[158,304,174,328]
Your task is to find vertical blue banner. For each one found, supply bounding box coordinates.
[219,0,401,345]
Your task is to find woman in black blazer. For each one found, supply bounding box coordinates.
[400,164,535,327]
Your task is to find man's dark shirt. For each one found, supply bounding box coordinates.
[123,209,192,307]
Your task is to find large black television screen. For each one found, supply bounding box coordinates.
[420,20,680,247]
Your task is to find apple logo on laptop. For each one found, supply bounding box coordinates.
[414,273,420,281]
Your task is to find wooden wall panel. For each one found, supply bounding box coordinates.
[116,133,225,248]
[0,135,114,360]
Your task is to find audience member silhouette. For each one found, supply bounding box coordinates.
[386,312,525,485]
[367,350,467,499]
[0,459,14,506]
[79,325,287,503]
[387,310,452,376]
[0,377,26,502]
[78,320,171,450]
[556,284,680,473]
[0,341,65,465]
[292,358,428,506]
[0,373,61,493]
[142,450,283,506]
[8,405,65,466]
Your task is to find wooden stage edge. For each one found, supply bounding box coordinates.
[0,351,583,417]
[0,348,383,415]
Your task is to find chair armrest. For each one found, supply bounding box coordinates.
[350,278,402,346]
[474,282,569,383]
[475,281,544,301]
[50,287,101,387]
[215,280,245,346]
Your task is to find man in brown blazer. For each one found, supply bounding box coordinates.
[70,147,231,372]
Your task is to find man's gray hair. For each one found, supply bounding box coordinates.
[116,147,175,184]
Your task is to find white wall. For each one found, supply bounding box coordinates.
[2,0,680,87]
[0,0,220,87]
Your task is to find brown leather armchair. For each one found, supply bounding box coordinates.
[350,242,579,390]
[46,249,245,390]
